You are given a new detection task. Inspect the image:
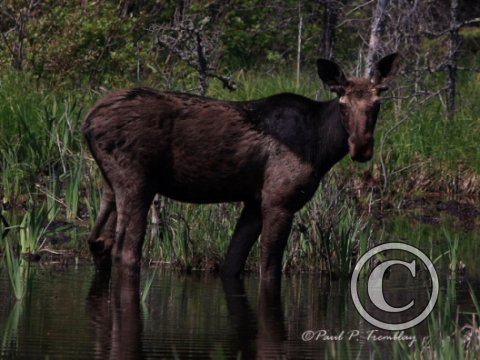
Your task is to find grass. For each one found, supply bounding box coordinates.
[3,241,33,301]
[63,157,84,221]
[287,176,371,276]
[19,202,56,255]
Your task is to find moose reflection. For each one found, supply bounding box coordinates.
[86,271,288,359]
[87,270,143,360]
[83,54,399,279]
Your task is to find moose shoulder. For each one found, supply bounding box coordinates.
[83,54,399,280]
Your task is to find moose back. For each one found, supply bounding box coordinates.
[83,54,399,280]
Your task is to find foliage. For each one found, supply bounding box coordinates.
[1,0,479,102]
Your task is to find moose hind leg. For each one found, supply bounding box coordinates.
[223,201,262,278]
[88,182,117,271]
[111,182,155,270]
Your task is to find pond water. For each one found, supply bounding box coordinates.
[0,199,478,359]
[1,263,479,359]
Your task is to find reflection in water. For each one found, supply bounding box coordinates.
[87,270,289,359]
[257,280,286,359]
[0,265,479,359]
[222,277,286,359]
[87,270,143,360]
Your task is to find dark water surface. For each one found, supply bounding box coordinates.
[1,263,479,359]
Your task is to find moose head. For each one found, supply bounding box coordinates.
[317,53,400,162]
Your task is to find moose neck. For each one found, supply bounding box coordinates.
[314,98,350,176]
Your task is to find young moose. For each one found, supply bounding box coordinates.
[83,54,399,280]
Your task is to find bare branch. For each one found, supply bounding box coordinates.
[460,17,480,27]
[150,17,235,95]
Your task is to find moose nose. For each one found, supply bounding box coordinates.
[352,147,373,162]
[348,137,374,162]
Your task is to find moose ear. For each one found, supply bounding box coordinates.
[317,59,348,94]
[372,53,400,85]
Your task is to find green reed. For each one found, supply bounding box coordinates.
[63,158,84,221]
[141,267,158,305]
[84,178,101,229]
[18,201,57,256]
[0,143,39,205]
[444,228,461,275]
[4,241,33,301]
[288,175,370,276]
[1,301,23,357]
[46,168,61,222]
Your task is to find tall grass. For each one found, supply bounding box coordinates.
[0,73,88,203]
[45,168,61,221]
[376,79,480,194]
[63,158,84,221]
[286,176,371,276]
[4,241,33,300]
[19,201,56,255]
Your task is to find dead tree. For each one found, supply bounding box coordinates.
[365,0,391,78]
[446,0,460,120]
[151,17,236,96]
[384,0,479,119]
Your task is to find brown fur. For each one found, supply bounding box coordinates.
[83,55,399,280]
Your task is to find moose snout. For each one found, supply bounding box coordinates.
[348,136,374,162]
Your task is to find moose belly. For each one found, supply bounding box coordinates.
[158,166,263,204]
[155,142,267,203]
[156,119,268,203]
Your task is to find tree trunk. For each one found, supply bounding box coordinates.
[196,31,209,96]
[447,0,460,120]
[321,0,339,60]
[296,4,303,88]
[365,0,391,78]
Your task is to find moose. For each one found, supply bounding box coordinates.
[83,54,399,280]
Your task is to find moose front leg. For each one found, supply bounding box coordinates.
[223,201,262,278]
[259,207,293,280]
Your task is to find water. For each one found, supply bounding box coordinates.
[1,263,479,359]
[1,200,478,358]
